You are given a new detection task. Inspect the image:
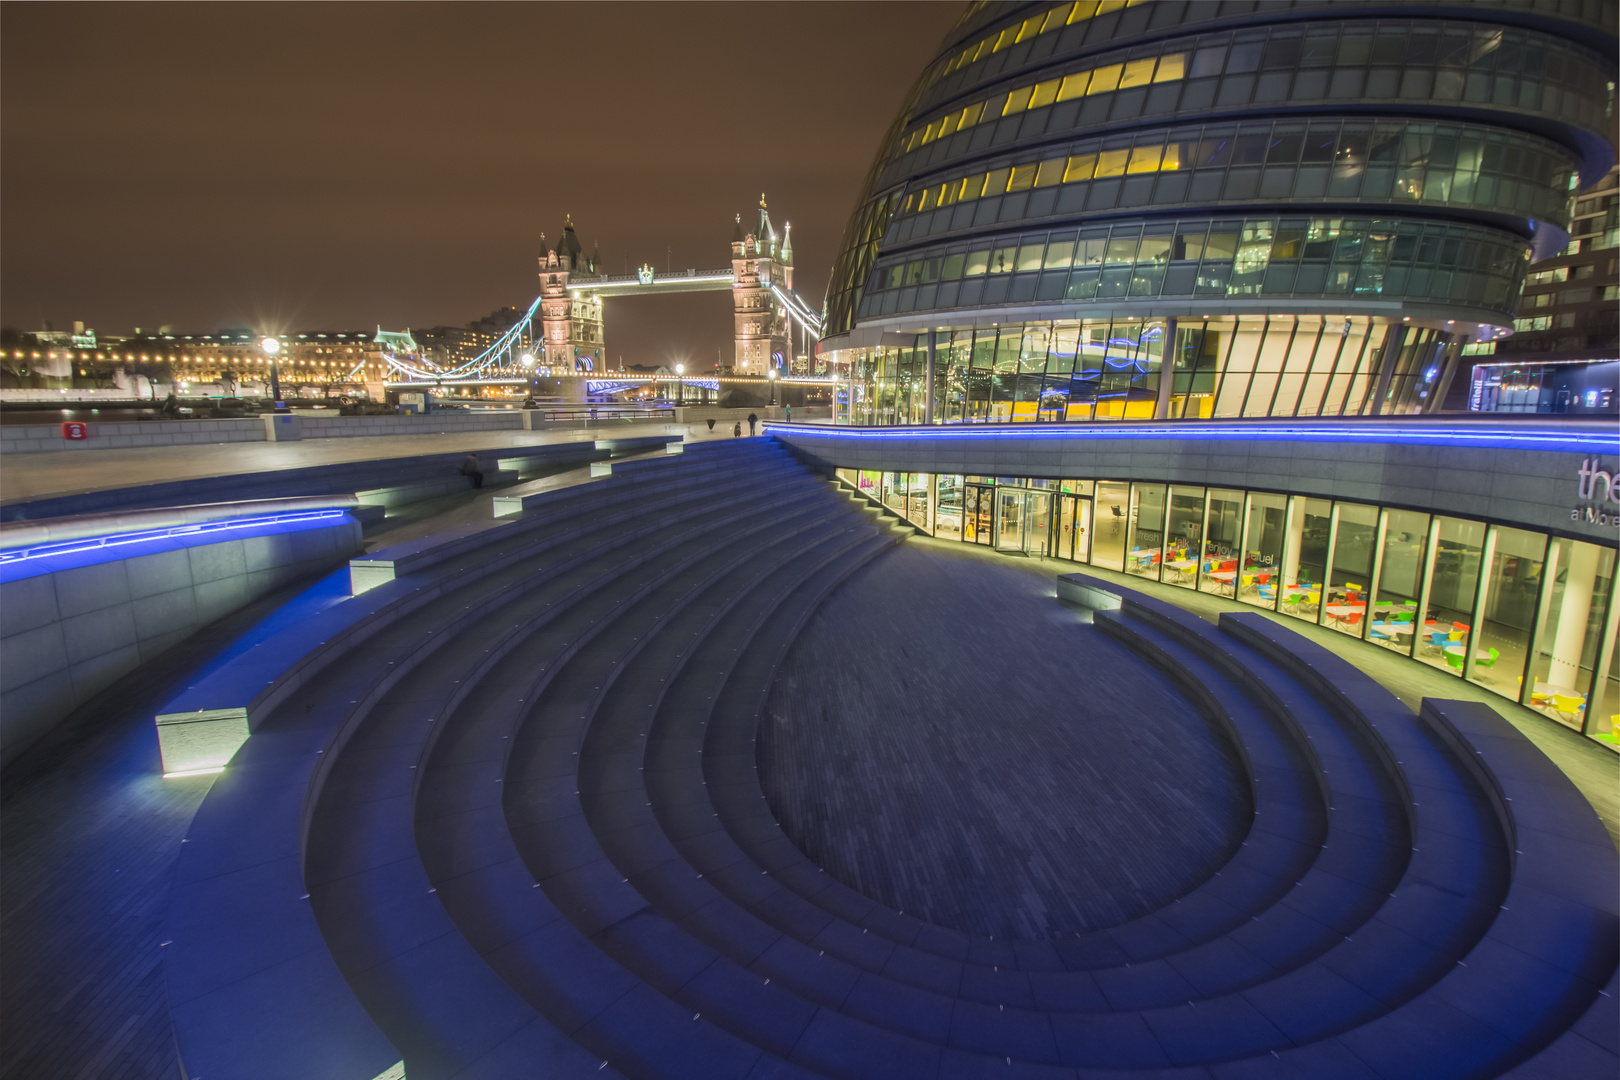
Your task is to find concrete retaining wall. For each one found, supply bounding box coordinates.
[1,418,263,453]
[0,515,364,768]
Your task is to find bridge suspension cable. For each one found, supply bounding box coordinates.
[380,294,545,383]
[769,282,824,338]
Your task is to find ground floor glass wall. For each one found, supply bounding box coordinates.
[834,468,1618,749]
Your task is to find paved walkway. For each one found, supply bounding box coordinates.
[0,572,347,1080]
[760,539,1252,940]
[0,422,755,505]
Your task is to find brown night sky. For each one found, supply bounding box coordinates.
[1,2,957,366]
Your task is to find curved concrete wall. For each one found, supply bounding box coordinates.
[768,418,1620,544]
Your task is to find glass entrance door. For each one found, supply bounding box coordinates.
[964,484,994,545]
[1026,491,1051,555]
[997,490,1024,551]
[1058,495,1092,561]
[996,489,1052,554]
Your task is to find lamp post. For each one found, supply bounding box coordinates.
[520,352,536,403]
[261,336,282,404]
[767,366,777,407]
[674,363,684,406]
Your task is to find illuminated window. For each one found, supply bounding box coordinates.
[1057,72,1090,102]
[1119,58,1156,89]
[1002,85,1034,116]
[1095,149,1129,177]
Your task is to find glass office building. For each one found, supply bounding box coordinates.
[818,0,1618,425]
[837,465,1619,749]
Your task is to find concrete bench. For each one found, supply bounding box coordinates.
[353,469,518,510]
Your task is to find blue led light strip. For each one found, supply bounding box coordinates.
[763,421,1614,453]
[0,510,349,565]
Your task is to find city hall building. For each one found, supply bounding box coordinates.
[801,0,1620,746]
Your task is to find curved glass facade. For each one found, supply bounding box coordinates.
[820,0,1618,425]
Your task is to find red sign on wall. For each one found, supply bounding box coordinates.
[61,422,89,440]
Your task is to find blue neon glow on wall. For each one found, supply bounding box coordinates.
[0,510,350,580]
[764,420,1613,453]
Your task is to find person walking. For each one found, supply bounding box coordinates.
[460,453,484,489]
[784,404,792,423]
[747,411,758,436]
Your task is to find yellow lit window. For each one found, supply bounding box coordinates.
[1119,58,1156,88]
[983,167,1012,194]
[1087,64,1122,94]
[1095,149,1129,177]
[1162,142,1189,170]
[961,101,985,126]
[1015,15,1043,42]
[1097,0,1124,13]
[1064,153,1097,181]
[1041,5,1074,33]
[1126,145,1164,173]
[1002,85,1034,115]
[1007,165,1035,192]
[1034,158,1067,186]
[961,174,988,200]
[939,181,960,207]
[993,27,1015,52]
[965,250,990,276]
[938,112,960,138]
[1068,0,1100,23]
[919,187,938,211]
[1057,72,1090,101]
[990,246,1017,273]
[1028,79,1060,110]
[1154,53,1187,82]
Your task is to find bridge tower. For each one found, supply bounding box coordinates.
[538,216,605,371]
[731,195,792,375]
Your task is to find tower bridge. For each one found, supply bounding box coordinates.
[378,196,824,394]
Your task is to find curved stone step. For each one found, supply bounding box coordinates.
[165,444,809,1080]
[304,485,850,1076]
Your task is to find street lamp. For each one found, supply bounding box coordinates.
[675,363,684,405]
[767,366,777,406]
[260,336,282,404]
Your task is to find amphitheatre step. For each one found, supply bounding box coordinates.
[303,470,839,1075]
[164,444,813,1080]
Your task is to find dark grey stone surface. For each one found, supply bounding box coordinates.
[758,539,1251,940]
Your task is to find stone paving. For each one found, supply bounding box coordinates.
[0,576,336,1080]
[759,539,1252,940]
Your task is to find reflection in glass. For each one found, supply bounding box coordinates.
[1126,484,1166,578]
[935,475,964,541]
[1325,503,1378,638]
[1470,526,1545,698]
[1239,492,1288,608]
[1201,489,1243,596]
[1092,482,1130,570]
[1525,539,1614,730]
[1416,517,1484,675]
[1591,615,1619,749]
[1163,486,1205,589]
[1368,508,1429,654]
[1280,496,1331,621]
